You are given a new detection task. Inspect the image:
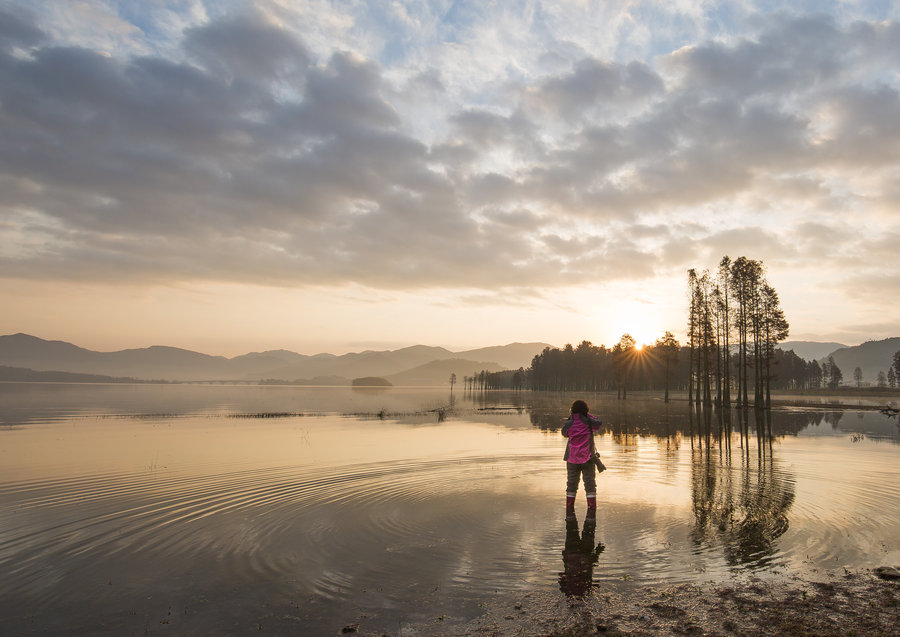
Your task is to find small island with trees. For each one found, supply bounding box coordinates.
[351,376,393,387]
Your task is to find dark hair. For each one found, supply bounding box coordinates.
[571,400,589,416]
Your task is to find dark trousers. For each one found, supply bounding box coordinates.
[566,462,596,494]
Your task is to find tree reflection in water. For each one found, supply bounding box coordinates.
[687,407,797,568]
[515,392,888,569]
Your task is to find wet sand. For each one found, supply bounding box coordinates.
[394,569,900,636]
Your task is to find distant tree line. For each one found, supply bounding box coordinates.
[522,340,843,397]
[464,368,526,391]
[526,337,679,396]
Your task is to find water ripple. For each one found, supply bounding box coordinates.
[0,455,547,599]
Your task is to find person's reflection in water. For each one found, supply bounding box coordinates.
[558,512,605,598]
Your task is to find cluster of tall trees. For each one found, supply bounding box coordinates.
[821,357,844,389]
[868,351,900,388]
[889,351,900,388]
[687,256,789,409]
[521,255,795,407]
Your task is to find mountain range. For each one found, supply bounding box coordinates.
[825,338,900,385]
[2,333,898,387]
[776,341,849,362]
[0,333,548,384]
[777,339,900,384]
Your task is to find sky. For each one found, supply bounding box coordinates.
[1,1,899,357]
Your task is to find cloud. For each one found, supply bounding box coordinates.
[666,14,846,99]
[183,10,311,82]
[528,58,665,120]
[450,109,517,148]
[0,4,898,317]
[819,84,900,166]
[0,6,45,50]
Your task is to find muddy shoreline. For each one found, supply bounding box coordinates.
[364,569,900,637]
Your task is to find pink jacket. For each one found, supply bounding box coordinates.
[562,413,602,464]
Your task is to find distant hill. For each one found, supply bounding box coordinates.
[454,343,548,370]
[260,376,350,386]
[0,333,551,383]
[256,345,456,381]
[0,334,231,380]
[777,341,848,361]
[0,365,147,384]
[385,358,504,386]
[825,338,900,385]
[8,332,900,387]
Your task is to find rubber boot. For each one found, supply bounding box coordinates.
[586,492,597,514]
[565,493,576,516]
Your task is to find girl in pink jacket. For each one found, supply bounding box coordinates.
[562,400,603,516]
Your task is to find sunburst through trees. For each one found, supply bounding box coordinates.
[523,256,789,404]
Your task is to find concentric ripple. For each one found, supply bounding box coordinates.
[1,385,898,636]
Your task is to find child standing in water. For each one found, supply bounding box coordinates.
[562,400,603,516]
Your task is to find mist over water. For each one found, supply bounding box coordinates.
[1,384,898,635]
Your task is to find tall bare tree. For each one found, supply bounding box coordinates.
[730,257,763,408]
[612,333,637,400]
[687,269,699,407]
[717,257,733,407]
[892,351,900,386]
[699,271,716,407]
[687,269,717,407]
[824,357,843,389]
[655,331,680,403]
[760,283,789,408]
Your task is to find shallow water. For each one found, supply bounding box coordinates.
[1,384,898,635]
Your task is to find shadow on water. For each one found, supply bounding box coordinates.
[558,514,605,598]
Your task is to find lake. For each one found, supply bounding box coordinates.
[1,383,898,636]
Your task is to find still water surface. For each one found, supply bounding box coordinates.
[1,384,898,635]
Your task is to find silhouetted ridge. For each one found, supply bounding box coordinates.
[0,333,551,383]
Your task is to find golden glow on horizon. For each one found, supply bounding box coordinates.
[603,292,673,352]
[0,279,691,357]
